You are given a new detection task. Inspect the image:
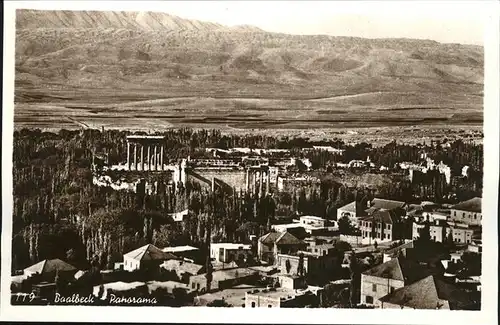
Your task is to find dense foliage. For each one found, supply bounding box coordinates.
[11,128,483,273]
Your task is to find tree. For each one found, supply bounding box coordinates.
[338,215,354,235]
[348,252,361,307]
[297,253,305,276]
[285,259,291,274]
[207,299,232,307]
[97,284,104,299]
[54,270,63,294]
[205,256,213,293]
[417,222,431,242]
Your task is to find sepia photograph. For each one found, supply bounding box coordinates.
[1,1,498,324]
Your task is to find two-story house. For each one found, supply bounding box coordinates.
[360,256,429,307]
[358,208,408,243]
[258,231,307,264]
[450,197,482,226]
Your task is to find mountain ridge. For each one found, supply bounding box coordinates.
[14,9,484,130]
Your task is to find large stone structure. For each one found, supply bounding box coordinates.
[126,135,166,171]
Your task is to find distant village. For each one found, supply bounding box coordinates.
[11,135,482,309]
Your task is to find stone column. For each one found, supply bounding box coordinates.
[127,142,131,170]
[133,143,138,170]
[160,146,164,171]
[140,145,144,171]
[154,145,158,171]
[147,145,151,171]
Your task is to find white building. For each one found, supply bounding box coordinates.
[210,243,252,264]
[123,244,175,272]
[272,216,338,235]
[168,209,189,222]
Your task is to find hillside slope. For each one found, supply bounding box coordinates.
[14,10,484,130]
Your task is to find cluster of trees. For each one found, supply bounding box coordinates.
[11,128,483,274]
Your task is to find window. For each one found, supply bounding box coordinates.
[366,296,374,304]
[387,234,391,240]
[323,250,327,255]
[251,302,256,308]
[390,287,395,293]
[372,284,377,292]
[197,283,200,290]
[454,211,456,217]
[387,224,391,230]
[192,283,195,289]
[474,214,477,219]
[462,213,465,218]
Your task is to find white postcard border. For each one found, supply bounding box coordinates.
[2,1,498,324]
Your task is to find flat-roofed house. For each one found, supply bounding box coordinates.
[162,245,201,263]
[210,243,253,264]
[450,197,482,226]
[360,256,429,307]
[189,268,259,293]
[379,275,478,310]
[160,260,205,282]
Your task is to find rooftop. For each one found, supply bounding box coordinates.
[246,287,299,301]
[451,197,482,213]
[191,268,257,282]
[211,243,252,250]
[362,256,429,283]
[161,260,204,275]
[211,268,258,282]
[338,201,358,213]
[369,198,406,211]
[162,245,199,253]
[97,281,145,292]
[300,215,326,221]
[379,275,475,310]
[24,258,76,275]
[310,243,336,250]
[124,244,176,261]
[384,241,415,256]
[195,285,261,307]
[259,231,305,246]
[146,281,189,294]
[126,135,165,140]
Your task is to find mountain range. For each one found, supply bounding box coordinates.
[14,9,484,130]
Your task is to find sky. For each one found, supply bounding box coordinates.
[13,1,489,45]
[156,1,486,45]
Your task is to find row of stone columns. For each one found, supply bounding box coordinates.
[246,168,271,195]
[127,142,165,171]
